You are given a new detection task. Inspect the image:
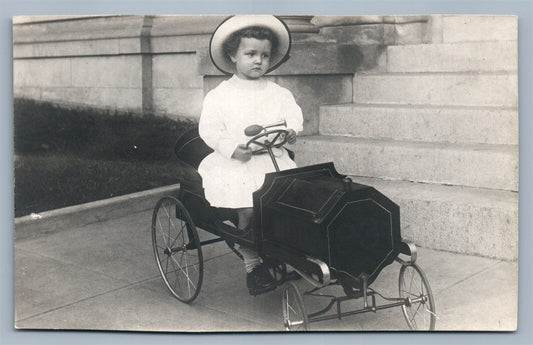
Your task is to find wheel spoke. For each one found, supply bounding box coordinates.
[410,301,423,322]
[400,289,420,299]
[153,197,203,303]
[161,204,186,249]
[408,267,415,294]
[399,264,436,331]
[170,253,197,290]
[164,253,170,275]
[156,216,171,246]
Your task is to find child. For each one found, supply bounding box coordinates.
[198,15,303,295]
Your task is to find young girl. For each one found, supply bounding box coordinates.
[198,15,303,295]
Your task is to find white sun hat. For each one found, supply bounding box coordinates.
[209,15,291,74]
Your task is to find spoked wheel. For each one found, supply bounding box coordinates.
[398,263,436,330]
[152,196,203,303]
[282,281,309,331]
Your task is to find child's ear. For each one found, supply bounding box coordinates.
[230,54,237,63]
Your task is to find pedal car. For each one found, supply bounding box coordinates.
[151,122,436,330]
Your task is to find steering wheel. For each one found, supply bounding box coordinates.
[245,129,289,155]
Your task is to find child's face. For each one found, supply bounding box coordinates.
[230,37,272,80]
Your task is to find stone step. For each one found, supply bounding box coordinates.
[348,176,518,260]
[353,73,517,107]
[319,104,518,145]
[292,136,518,191]
[387,41,517,73]
[439,15,517,43]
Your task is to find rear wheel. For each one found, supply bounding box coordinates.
[282,281,309,331]
[398,263,436,330]
[152,196,203,303]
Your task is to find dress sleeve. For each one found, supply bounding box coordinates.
[198,91,241,159]
[281,88,304,134]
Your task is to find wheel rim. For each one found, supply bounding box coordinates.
[152,196,203,303]
[398,263,436,330]
[282,281,309,331]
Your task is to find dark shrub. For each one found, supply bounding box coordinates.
[14,98,196,161]
[13,98,200,217]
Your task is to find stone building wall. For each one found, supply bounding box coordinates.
[12,15,519,259]
[13,15,360,135]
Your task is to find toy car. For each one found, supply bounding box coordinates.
[151,122,436,331]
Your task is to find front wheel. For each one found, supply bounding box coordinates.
[152,196,203,303]
[398,263,436,330]
[282,281,309,331]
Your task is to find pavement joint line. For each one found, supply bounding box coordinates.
[16,247,238,323]
[15,280,137,324]
[16,271,172,324]
[16,244,171,289]
[436,260,508,294]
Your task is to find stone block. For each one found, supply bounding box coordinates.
[118,38,141,54]
[353,73,518,107]
[14,58,71,87]
[203,74,353,135]
[13,15,145,44]
[442,15,517,43]
[293,136,518,191]
[151,15,225,36]
[152,53,203,88]
[318,21,426,46]
[12,43,33,58]
[319,25,384,45]
[395,22,424,45]
[28,39,121,58]
[319,104,518,145]
[387,41,517,73]
[13,37,141,59]
[151,35,211,54]
[40,87,142,111]
[13,87,41,100]
[312,15,428,27]
[71,56,142,88]
[153,88,204,119]
[351,177,518,260]
[198,41,361,76]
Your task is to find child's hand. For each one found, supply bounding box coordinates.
[232,144,253,162]
[286,129,297,144]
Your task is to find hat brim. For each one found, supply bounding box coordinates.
[209,15,291,75]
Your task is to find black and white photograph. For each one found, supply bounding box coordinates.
[12,12,520,334]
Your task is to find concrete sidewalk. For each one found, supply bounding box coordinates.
[14,198,517,332]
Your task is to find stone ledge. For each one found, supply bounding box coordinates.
[311,15,429,27]
[13,15,145,44]
[387,41,518,73]
[198,41,361,76]
[15,184,180,240]
[350,176,518,260]
[353,73,518,108]
[293,135,518,191]
[319,104,518,145]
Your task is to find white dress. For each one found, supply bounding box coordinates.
[198,75,304,208]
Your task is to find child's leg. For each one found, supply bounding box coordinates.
[238,245,261,273]
[236,207,260,272]
[236,207,254,230]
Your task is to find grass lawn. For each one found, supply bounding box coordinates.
[14,154,197,218]
[14,99,198,218]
